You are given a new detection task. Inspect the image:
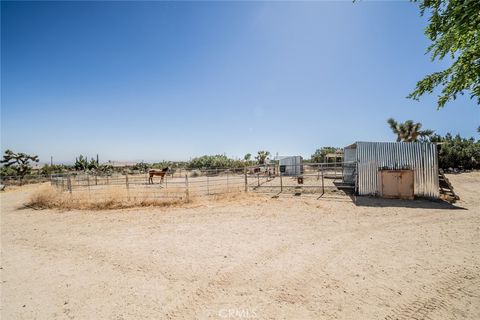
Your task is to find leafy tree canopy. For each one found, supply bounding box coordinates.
[430,133,480,169]
[311,147,339,163]
[408,0,480,108]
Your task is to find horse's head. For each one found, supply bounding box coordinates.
[162,167,169,172]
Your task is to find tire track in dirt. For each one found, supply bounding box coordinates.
[260,213,474,315]
[168,212,479,319]
[164,215,410,319]
[164,241,293,319]
[8,235,178,282]
[267,221,393,309]
[384,268,480,320]
[7,220,295,319]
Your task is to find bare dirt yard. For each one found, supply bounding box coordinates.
[1,173,479,319]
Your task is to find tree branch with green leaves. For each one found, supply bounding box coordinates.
[408,0,480,109]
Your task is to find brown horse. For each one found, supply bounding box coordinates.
[148,167,168,184]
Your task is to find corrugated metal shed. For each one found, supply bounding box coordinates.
[278,156,303,176]
[354,142,439,198]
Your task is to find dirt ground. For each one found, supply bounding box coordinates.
[1,173,479,320]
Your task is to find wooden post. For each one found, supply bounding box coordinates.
[125,173,129,189]
[226,171,229,191]
[67,175,72,194]
[185,174,189,203]
[207,175,210,195]
[257,173,260,187]
[95,173,98,185]
[87,175,90,188]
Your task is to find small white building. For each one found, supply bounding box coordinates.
[276,156,303,176]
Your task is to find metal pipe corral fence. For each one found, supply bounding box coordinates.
[1,162,354,201]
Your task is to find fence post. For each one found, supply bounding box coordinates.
[257,173,260,187]
[125,173,129,189]
[95,173,98,185]
[244,171,248,192]
[321,168,325,195]
[185,174,189,203]
[280,172,283,192]
[67,175,72,194]
[207,175,210,195]
[227,171,229,191]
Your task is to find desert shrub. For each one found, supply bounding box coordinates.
[133,162,149,173]
[40,164,72,175]
[0,166,18,176]
[190,170,202,177]
[151,161,186,169]
[188,154,233,169]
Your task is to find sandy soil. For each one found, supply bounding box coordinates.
[1,173,479,319]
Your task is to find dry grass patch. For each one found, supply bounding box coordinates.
[25,185,265,210]
[210,190,267,202]
[26,185,190,210]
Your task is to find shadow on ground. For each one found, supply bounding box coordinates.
[350,195,466,210]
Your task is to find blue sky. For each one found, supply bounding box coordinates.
[1,1,478,163]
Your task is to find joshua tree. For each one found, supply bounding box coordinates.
[255,151,270,165]
[74,155,89,171]
[0,149,39,178]
[387,118,434,142]
[74,155,101,171]
[244,153,252,161]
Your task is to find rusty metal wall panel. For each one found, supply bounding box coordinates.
[378,170,414,200]
[356,142,439,198]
